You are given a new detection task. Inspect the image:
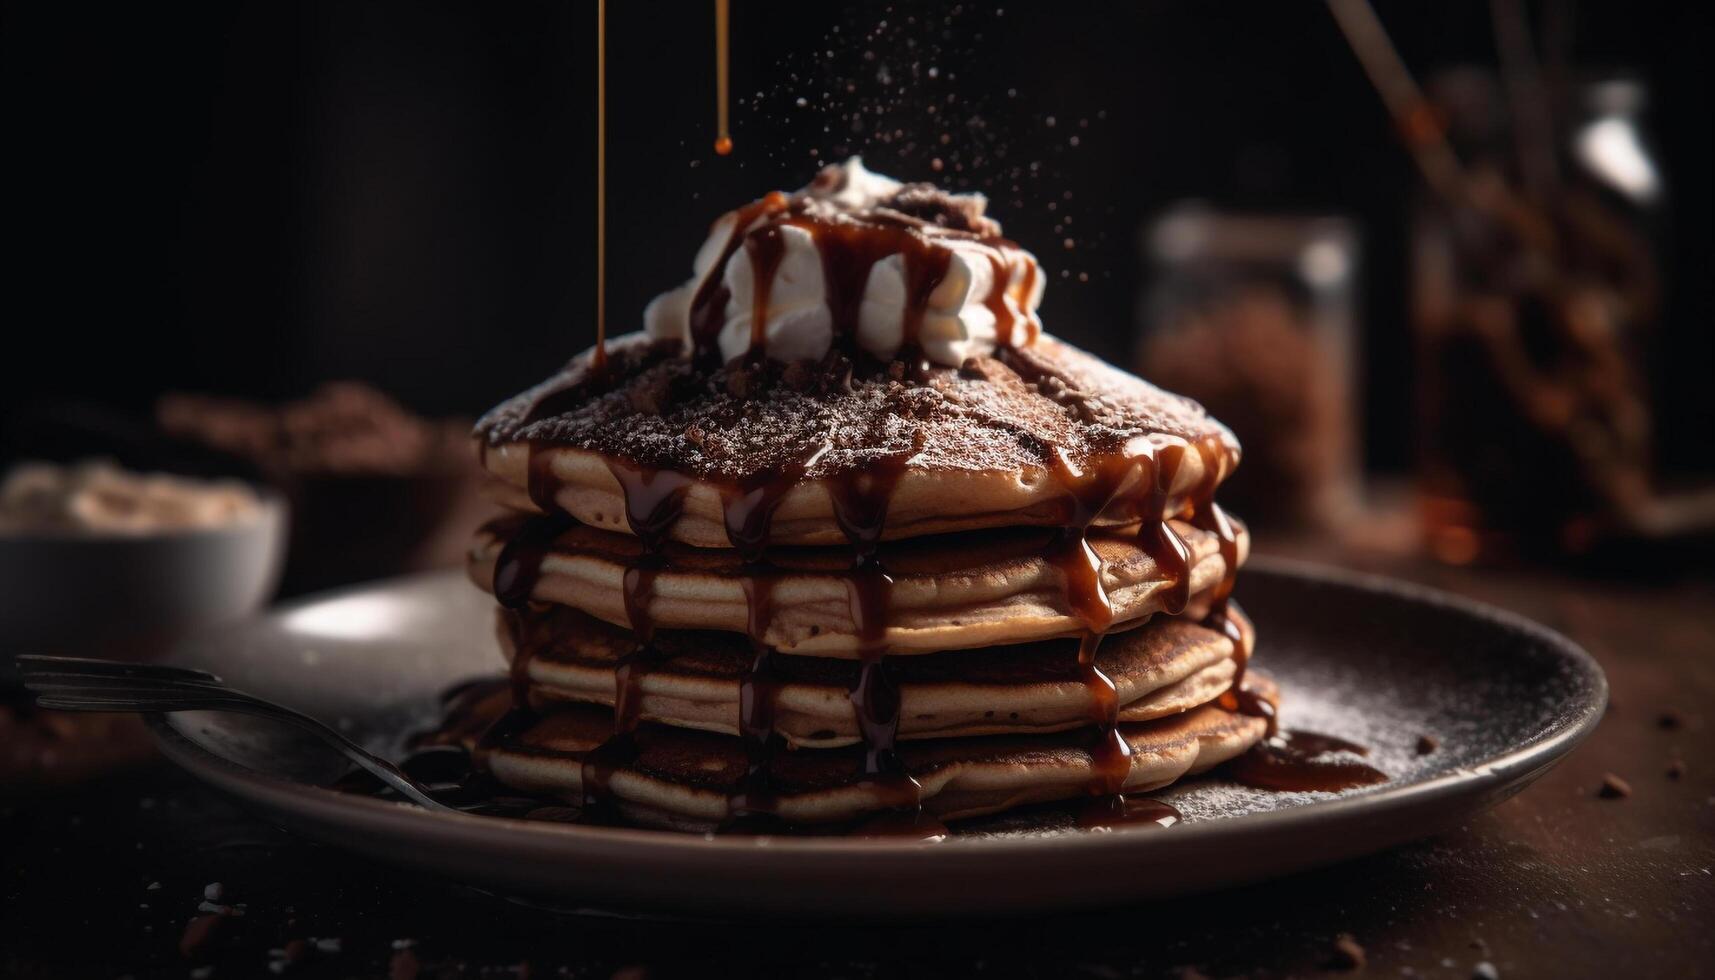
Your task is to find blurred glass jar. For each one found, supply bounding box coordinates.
[1137,206,1363,531]
[1411,70,1662,563]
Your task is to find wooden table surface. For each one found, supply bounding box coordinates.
[3,546,1711,979]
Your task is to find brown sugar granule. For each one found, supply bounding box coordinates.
[1328,932,1367,970]
[1598,772,1632,799]
[1416,734,1440,755]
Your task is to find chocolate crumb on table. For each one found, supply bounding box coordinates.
[1598,773,1632,799]
[1665,758,1686,780]
[1656,710,1683,731]
[1328,932,1367,970]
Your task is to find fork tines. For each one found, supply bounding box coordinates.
[15,654,222,684]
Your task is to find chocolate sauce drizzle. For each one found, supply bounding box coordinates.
[1184,438,1274,735]
[984,254,1019,350]
[724,571,785,829]
[1034,439,1198,814]
[576,458,698,808]
[828,439,924,811]
[1222,729,1388,793]
[716,440,843,830]
[1077,795,1182,831]
[689,192,790,366]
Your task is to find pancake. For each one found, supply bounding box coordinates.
[469,515,1248,655]
[479,677,1277,830]
[475,332,1240,549]
[502,601,1256,747]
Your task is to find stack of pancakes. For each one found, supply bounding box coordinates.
[463,171,1273,833]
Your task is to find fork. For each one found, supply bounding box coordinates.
[16,654,458,813]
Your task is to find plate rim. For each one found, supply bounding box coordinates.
[146,555,1608,862]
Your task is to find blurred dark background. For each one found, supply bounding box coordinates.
[3,0,1707,469]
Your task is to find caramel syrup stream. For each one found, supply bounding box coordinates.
[713,0,732,155]
[593,0,609,372]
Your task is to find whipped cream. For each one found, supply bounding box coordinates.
[644,158,1044,368]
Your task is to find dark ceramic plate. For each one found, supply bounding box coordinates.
[149,559,1605,917]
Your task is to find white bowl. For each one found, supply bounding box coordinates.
[0,492,288,658]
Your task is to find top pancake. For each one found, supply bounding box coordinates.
[475,332,1240,548]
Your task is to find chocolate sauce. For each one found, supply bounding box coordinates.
[1223,730,1388,793]
[826,439,921,556]
[984,254,1019,349]
[1076,795,1182,830]
[1184,435,1271,734]
[526,445,560,512]
[899,239,954,354]
[809,221,903,340]
[852,808,950,840]
[1276,730,1370,757]
[1190,436,1241,618]
[721,468,829,825]
[726,571,785,825]
[1037,457,1127,797]
[574,457,699,812]
[848,567,914,799]
[1037,447,1142,800]
[689,192,789,364]
[578,731,636,809]
[502,610,536,706]
[717,439,864,826]
[1078,631,1132,796]
[491,512,575,610]
[830,441,926,810]
[616,565,663,707]
[744,225,788,362]
[1218,686,1279,737]
[411,677,515,751]
[719,442,831,564]
[1137,444,1192,617]
[606,459,694,552]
